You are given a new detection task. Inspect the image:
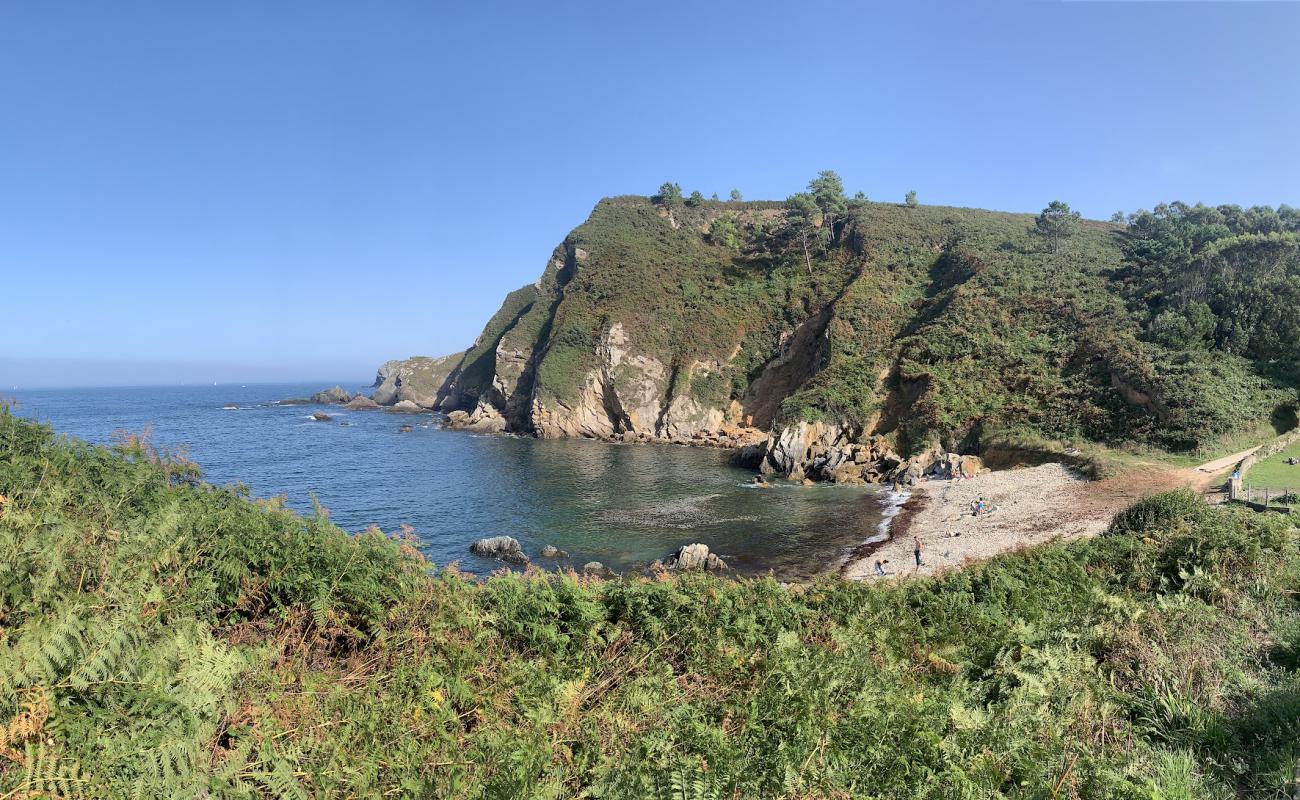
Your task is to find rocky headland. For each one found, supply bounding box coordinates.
[300,191,1295,499]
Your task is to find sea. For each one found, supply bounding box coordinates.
[8,383,899,579]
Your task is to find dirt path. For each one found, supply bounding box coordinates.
[842,445,1257,582]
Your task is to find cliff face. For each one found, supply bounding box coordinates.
[371,195,1295,480]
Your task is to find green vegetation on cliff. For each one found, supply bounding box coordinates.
[3,410,1300,797]
[430,176,1298,456]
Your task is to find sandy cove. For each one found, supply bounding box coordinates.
[841,449,1253,581]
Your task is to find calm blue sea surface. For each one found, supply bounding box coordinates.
[9,383,890,578]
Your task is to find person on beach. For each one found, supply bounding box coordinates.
[873,559,890,576]
[913,537,924,568]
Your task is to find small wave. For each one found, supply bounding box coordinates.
[874,489,911,537]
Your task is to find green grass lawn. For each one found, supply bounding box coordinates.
[1244,439,1300,493]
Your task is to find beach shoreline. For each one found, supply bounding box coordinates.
[842,463,1112,580]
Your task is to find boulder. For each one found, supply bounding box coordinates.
[385,400,424,414]
[345,395,380,410]
[310,386,354,405]
[443,402,507,432]
[958,455,984,478]
[540,545,569,559]
[582,561,614,577]
[470,536,528,565]
[661,543,728,571]
[311,411,332,422]
[829,463,866,485]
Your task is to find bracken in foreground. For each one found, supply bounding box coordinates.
[1,408,1298,798]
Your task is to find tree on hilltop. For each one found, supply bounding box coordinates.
[687,190,706,206]
[1033,200,1081,253]
[905,190,918,207]
[785,170,848,275]
[809,170,847,222]
[729,188,743,202]
[655,182,683,208]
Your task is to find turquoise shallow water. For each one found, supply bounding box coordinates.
[9,383,891,578]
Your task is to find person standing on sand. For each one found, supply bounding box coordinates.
[913,536,924,568]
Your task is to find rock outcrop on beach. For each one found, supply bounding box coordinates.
[659,543,728,571]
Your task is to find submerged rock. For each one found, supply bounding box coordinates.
[540,544,569,559]
[470,536,529,565]
[661,543,728,571]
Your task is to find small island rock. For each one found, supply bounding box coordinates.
[470,536,528,564]
[540,545,569,559]
[310,386,354,405]
[311,411,332,422]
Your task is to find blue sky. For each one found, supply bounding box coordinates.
[2,1,1298,387]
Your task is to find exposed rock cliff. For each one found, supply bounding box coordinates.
[371,353,462,409]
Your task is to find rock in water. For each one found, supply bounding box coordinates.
[310,386,354,405]
[345,395,380,410]
[582,561,614,577]
[311,411,332,422]
[661,543,728,571]
[385,400,424,414]
[540,545,568,559]
[470,536,528,564]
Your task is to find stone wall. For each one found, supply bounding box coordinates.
[1229,427,1300,500]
